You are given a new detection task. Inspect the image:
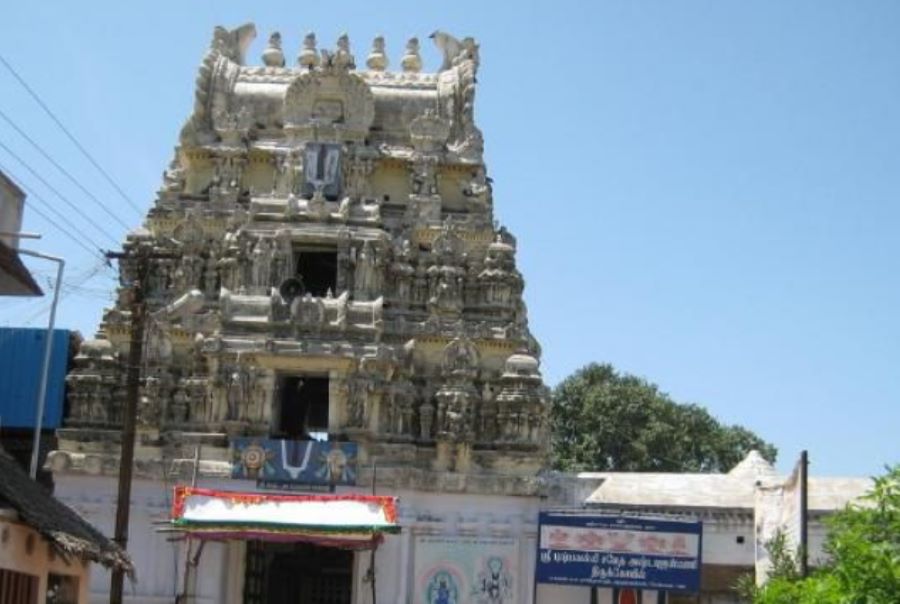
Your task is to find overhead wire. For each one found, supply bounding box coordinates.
[0,161,107,261]
[0,262,110,314]
[0,109,133,232]
[20,260,112,325]
[18,200,104,260]
[0,161,107,255]
[0,53,144,216]
[0,137,124,242]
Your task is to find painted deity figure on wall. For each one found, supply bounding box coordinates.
[473,557,512,604]
[426,571,458,604]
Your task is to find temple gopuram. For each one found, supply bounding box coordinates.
[48,24,558,604]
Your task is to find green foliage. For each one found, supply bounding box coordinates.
[750,465,900,604]
[550,363,777,472]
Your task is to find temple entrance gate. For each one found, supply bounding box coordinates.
[243,541,354,604]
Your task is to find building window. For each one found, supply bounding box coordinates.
[0,568,39,604]
[294,249,337,297]
[46,574,79,604]
[302,143,341,201]
[274,375,329,441]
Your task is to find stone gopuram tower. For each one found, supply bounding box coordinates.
[51,24,552,603]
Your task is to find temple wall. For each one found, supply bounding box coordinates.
[54,475,546,604]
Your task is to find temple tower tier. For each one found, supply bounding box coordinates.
[55,26,549,497]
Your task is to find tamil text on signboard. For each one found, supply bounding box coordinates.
[535,513,702,593]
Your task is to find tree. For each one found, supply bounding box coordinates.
[747,465,900,603]
[550,363,776,472]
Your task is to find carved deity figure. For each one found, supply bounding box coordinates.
[225,369,244,421]
[139,376,162,427]
[390,238,415,303]
[203,249,219,295]
[251,238,274,289]
[437,391,473,443]
[178,252,205,292]
[345,372,371,429]
[419,401,435,439]
[354,241,382,301]
[170,388,189,424]
[272,152,295,197]
[346,157,373,200]
[411,158,439,196]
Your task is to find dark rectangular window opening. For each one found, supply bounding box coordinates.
[274,375,329,441]
[294,250,337,297]
[47,573,79,604]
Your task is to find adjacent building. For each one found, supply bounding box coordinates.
[0,171,41,296]
[552,451,872,604]
[0,448,132,604]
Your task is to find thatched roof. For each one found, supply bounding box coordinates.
[0,449,133,573]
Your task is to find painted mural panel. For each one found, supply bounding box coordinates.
[231,438,358,487]
[413,535,519,604]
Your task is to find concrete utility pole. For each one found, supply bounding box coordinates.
[107,245,177,604]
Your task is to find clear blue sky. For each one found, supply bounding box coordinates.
[1,1,897,476]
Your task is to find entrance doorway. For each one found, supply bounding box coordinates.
[244,541,354,604]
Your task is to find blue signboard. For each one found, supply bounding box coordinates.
[231,438,357,487]
[535,513,702,593]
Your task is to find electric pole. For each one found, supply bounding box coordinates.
[107,244,176,604]
[799,450,809,578]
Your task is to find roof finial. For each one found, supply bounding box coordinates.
[366,35,388,71]
[262,32,285,67]
[298,32,319,69]
[334,32,355,69]
[401,37,422,73]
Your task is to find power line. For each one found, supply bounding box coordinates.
[0,146,116,249]
[20,260,111,326]
[17,200,104,261]
[0,262,113,315]
[0,54,144,216]
[0,137,124,241]
[0,109,133,232]
[0,162,106,261]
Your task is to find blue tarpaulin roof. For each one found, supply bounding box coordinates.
[0,327,69,429]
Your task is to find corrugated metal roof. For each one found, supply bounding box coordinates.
[0,327,69,428]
